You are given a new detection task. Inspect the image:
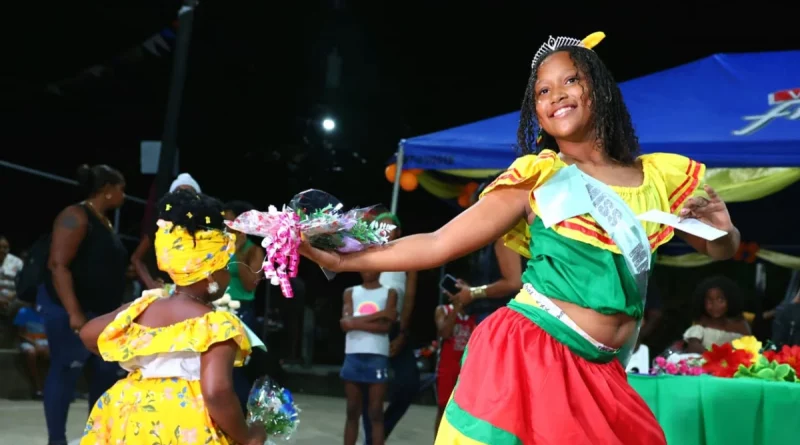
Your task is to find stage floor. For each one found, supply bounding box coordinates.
[0,394,439,444]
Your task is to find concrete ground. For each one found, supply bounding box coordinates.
[0,395,438,444]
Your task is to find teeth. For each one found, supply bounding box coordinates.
[554,107,573,117]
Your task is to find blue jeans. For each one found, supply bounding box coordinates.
[361,326,420,444]
[38,286,123,445]
[341,353,390,384]
[233,300,257,411]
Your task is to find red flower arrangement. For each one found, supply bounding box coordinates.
[701,343,754,378]
[763,345,800,375]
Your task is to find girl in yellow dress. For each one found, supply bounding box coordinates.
[78,189,267,445]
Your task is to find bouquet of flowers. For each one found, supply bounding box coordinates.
[246,376,300,443]
[225,189,394,298]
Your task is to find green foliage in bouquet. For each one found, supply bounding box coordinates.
[734,355,798,383]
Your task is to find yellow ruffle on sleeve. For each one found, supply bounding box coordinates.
[98,291,252,367]
[639,153,706,216]
[479,150,563,258]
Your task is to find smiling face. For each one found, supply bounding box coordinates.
[704,287,729,319]
[533,51,594,143]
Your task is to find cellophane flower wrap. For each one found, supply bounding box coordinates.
[224,189,395,298]
[246,376,300,443]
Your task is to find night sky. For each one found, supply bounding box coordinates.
[1,3,795,358]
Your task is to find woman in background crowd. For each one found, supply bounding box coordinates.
[41,164,128,445]
[131,173,201,289]
[0,235,24,316]
[223,201,264,329]
[223,200,266,410]
[684,276,749,353]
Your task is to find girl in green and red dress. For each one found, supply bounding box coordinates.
[300,32,741,444]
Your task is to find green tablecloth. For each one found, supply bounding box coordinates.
[629,374,800,445]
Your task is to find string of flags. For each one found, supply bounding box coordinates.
[45,24,178,96]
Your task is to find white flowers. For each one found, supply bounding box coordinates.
[212,293,240,314]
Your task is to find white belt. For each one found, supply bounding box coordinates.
[522,283,618,353]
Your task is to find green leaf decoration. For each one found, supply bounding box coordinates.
[733,357,798,382]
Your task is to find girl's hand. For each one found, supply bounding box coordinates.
[245,422,266,445]
[679,185,734,231]
[298,242,342,271]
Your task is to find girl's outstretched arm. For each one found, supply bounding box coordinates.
[301,187,530,273]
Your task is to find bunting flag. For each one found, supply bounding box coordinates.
[45,26,178,96]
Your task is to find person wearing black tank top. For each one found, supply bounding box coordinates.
[39,164,128,445]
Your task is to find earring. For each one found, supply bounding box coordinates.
[207,281,220,294]
[105,194,112,200]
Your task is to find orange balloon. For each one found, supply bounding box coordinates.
[463,182,479,195]
[385,164,398,183]
[457,193,471,208]
[406,168,423,176]
[399,171,419,191]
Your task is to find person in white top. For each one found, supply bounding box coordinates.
[0,236,24,301]
[340,270,397,445]
[363,213,420,445]
[683,276,750,353]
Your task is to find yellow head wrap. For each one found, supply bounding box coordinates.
[154,220,236,286]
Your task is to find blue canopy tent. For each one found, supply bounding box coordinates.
[396,50,800,174]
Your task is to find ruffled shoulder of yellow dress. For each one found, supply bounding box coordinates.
[479,150,564,200]
[481,151,706,257]
[97,290,252,366]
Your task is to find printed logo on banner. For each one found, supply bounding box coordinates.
[733,88,800,136]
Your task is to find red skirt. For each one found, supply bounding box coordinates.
[435,307,665,445]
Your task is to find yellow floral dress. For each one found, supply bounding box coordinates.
[81,290,252,445]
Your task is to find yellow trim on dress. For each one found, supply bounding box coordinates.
[480,150,706,258]
[98,290,252,367]
[435,414,491,445]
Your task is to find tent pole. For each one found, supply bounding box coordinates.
[390,144,404,214]
[155,0,197,199]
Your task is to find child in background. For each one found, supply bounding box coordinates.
[434,300,476,434]
[13,306,49,399]
[340,271,398,445]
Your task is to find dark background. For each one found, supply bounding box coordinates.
[1,2,796,361]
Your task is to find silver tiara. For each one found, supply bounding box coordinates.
[531,35,585,68]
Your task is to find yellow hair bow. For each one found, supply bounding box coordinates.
[581,32,605,50]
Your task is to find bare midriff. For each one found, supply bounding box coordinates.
[551,298,637,349]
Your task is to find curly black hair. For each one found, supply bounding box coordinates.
[691,275,745,320]
[76,164,124,197]
[517,46,639,164]
[157,189,226,236]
